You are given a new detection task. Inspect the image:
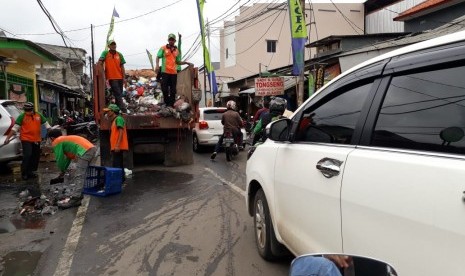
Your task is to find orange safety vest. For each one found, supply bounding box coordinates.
[110,117,128,151]
[161,45,179,75]
[19,113,43,142]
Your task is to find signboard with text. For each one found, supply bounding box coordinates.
[254,77,284,96]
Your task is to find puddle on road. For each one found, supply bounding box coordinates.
[1,251,42,276]
[0,216,46,234]
[10,216,46,230]
[0,220,16,234]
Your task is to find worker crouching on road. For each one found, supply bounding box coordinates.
[48,129,97,209]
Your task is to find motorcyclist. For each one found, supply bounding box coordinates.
[210,100,243,160]
[252,97,287,145]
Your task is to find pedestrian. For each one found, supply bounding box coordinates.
[4,102,51,180]
[155,33,193,107]
[48,129,96,209]
[103,104,128,177]
[98,40,127,111]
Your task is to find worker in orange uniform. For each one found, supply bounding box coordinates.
[103,104,128,179]
[155,33,193,107]
[98,40,126,111]
[4,102,51,180]
[48,129,96,209]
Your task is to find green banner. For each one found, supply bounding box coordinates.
[288,0,307,39]
[197,0,213,73]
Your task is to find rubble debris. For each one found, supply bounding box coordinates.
[114,75,194,122]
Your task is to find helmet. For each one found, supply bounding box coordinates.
[48,128,63,139]
[23,102,34,111]
[269,97,286,115]
[226,100,236,110]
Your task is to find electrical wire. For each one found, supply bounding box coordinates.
[329,0,364,35]
[267,6,287,68]
[17,0,187,36]
[232,8,284,56]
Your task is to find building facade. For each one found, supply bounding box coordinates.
[216,2,365,83]
[35,43,89,122]
[0,36,60,109]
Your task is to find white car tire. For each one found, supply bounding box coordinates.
[254,189,279,260]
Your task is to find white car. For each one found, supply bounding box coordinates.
[0,100,22,166]
[246,30,465,276]
[193,107,246,152]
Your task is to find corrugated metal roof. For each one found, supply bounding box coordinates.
[394,0,463,21]
[338,14,465,57]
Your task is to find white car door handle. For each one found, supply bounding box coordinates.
[316,158,343,178]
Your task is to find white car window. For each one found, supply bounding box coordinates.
[294,82,373,144]
[3,104,21,119]
[371,65,465,155]
[203,109,226,121]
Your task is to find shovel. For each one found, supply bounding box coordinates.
[0,135,17,149]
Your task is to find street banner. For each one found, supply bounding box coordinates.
[255,77,285,96]
[288,0,308,76]
[106,7,119,49]
[196,0,218,96]
[146,49,154,71]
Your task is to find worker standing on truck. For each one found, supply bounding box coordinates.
[98,40,127,112]
[155,33,193,107]
[103,104,128,178]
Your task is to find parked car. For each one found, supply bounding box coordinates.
[246,30,465,276]
[0,100,22,165]
[193,107,246,152]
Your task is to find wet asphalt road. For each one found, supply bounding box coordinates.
[0,149,291,275]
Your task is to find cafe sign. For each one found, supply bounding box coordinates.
[254,77,284,96]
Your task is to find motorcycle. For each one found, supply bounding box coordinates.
[222,131,239,162]
[59,116,99,143]
[290,254,398,276]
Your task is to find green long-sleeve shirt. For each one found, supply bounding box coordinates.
[52,135,94,172]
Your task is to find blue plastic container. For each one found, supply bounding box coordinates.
[83,166,123,197]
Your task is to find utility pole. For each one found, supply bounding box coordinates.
[297,0,306,107]
[207,18,214,107]
[91,24,95,67]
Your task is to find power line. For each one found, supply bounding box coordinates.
[329,0,364,35]
[232,8,284,56]
[267,6,287,68]
[17,0,187,37]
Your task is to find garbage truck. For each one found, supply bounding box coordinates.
[93,64,200,168]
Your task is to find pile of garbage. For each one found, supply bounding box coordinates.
[17,190,58,216]
[17,181,78,216]
[110,76,193,122]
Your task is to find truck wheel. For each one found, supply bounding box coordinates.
[254,189,279,261]
[193,134,202,153]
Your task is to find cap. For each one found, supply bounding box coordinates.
[103,104,120,113]
[23,102,34,111]
[108,40,116,45]
[168,33,176,40]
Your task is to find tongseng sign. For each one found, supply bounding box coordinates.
[254,77,285,96]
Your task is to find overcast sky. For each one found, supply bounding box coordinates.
[1,0,365,72]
